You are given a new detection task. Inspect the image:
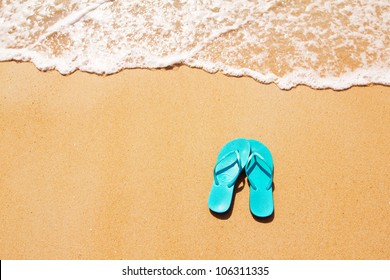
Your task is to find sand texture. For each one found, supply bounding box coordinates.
[0,62,389,259]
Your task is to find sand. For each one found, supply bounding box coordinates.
[0,61,389,259]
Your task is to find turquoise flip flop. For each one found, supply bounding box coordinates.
[246,140,274,218]
[208,138,250,213]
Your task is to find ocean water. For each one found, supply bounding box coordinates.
[0,0,389,90]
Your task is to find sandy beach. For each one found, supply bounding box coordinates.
[0,61,389,259]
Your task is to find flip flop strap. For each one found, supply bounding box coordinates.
[213,150,241,187]
[245,152,273,191]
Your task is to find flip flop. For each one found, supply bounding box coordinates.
[246,140,274,218]
[208,138,250,213]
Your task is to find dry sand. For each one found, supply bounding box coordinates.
[0,61,389,259]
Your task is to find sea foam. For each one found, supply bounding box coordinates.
[0,0,389,90]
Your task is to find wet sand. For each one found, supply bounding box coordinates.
[0,61,389,259]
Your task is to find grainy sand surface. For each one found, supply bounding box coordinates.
[0,62,389,259]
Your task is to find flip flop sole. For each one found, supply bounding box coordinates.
[208,138,250,214]
[247,140,274,218]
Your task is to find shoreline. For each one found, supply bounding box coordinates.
[2,60,389,91]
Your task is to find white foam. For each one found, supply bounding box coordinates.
[0,0,389,90]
